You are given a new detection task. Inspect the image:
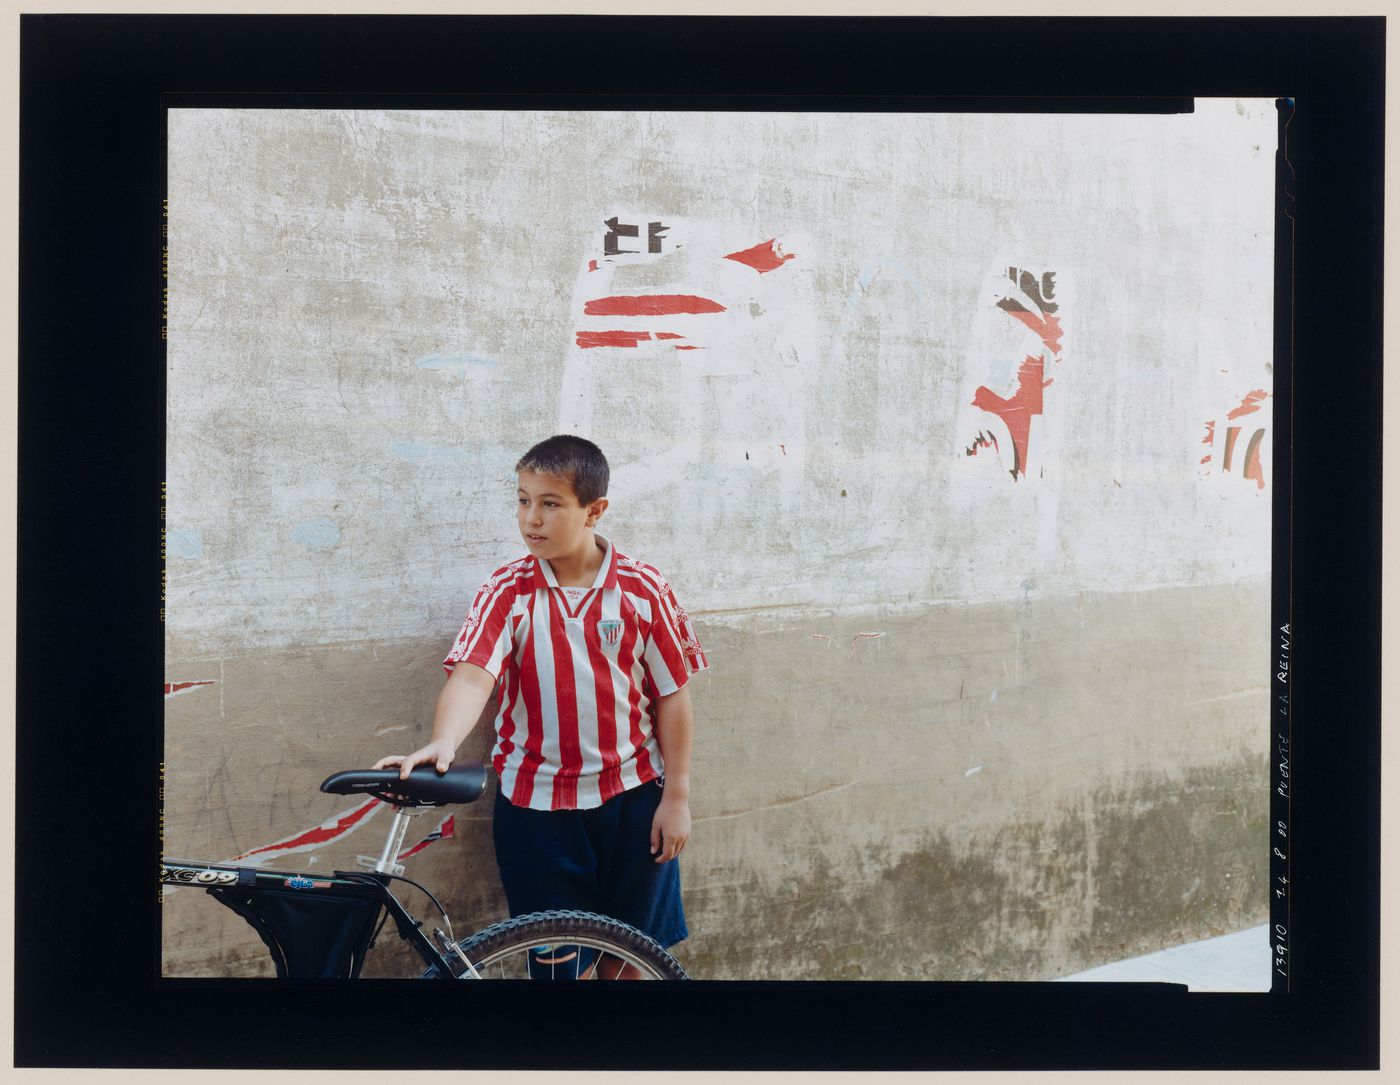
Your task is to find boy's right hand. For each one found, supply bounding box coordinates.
[373,738,458,780]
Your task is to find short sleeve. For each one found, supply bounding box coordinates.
[443,574,517,679]
[641,577,708,697]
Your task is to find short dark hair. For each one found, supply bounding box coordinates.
[515,435,610,506]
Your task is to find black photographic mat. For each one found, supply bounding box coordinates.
[15,12,1382,1072]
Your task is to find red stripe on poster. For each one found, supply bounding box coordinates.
[723,239,796,274]
[971,355,1052,480]
[164,681,216,698]
[1222,426,1241,471]
[583,295,726,316]
[1226,389,1270,419]
[1242,430,1266,489]
[576,330,652,348]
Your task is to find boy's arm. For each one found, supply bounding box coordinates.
[650,685,693,863]
[373,662,496,779]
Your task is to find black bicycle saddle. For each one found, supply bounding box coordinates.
[319,761,488,807]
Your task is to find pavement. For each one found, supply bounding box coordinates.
[1054,924,1272,991]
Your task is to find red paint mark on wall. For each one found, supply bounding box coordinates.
[654,332,685,340]
[583,294,726,316]
[165,681,216,699]
[1242,430,1266,489]
[849,631,885,655]
[971,355,1053,479]
[965,430,1000,457]
[576,330,653,349]
[966,268,1064,481]
[1227,389,1270,420]
[1199,420,1215,464]
[1200,400,1266,487]
[230,797,383,863]
[397,813,455,862]
[587,259,599,273]
[674,345,703,350]
[1222,426,1242,471]
[723,239,796,274]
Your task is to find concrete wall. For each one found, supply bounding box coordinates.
[163,103,1277,979]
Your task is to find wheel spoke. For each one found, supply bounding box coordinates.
[452,911,686,980]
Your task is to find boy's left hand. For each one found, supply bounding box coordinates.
[650,793,691,863]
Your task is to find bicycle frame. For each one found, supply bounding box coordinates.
[163,775,687,980]
[162,805,475,979]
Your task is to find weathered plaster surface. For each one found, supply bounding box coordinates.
[166,105,1275,650]
[163,582,1269,979]
[163,104,1276,978]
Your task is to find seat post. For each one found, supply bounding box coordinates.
[360,804,417,876]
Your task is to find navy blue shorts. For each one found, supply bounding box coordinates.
[492,779,688,956]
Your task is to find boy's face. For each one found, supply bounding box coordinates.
[516,469,608,563]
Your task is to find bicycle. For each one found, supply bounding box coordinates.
[160,761,690,981]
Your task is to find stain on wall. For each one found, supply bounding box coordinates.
[292,517,341,550]
[415,353,499,373]
[688,758,1266,981]
[391,441,473,464]
[167,529,204,560]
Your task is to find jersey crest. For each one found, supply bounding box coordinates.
[597,618,624,649]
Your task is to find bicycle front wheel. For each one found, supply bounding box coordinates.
[454,909,688,980]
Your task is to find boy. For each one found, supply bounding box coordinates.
[375,434,706,978]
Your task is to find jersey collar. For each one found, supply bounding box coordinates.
[531,534,618,592]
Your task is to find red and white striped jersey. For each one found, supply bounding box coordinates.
[443,536,708,811]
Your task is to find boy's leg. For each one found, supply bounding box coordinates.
[591,779,689,951]
[491,788,602,980]
[490,782,686,978]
